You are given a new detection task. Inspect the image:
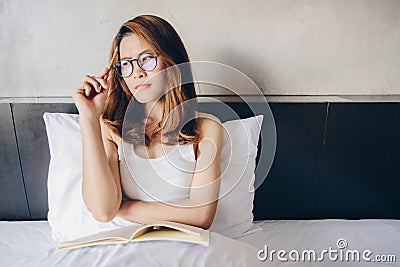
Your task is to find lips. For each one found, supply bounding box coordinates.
[135,84,151,90]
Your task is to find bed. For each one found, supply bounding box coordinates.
[1,97,399,266]
[1,219,399,266]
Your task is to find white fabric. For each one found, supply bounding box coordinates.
[1,219,399,267]
[118,140,196,202]
[237,219,400,267]
[43,113,263,242]
[18,227,263,267]
[0,221,57,267]
[43,113,118,242]
[209,115,264,238]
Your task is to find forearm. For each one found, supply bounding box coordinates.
[118,199,217,229]
[80,118,121,220]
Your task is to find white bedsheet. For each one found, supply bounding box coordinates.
[1,219,399,267]
[239,219,400,267]
[1,221,264,267]
[0,221,56,267]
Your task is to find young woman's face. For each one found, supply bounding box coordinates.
[119,34,165,104]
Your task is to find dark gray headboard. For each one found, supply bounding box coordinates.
[1,98,399,221]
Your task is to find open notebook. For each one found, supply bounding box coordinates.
[55,220,210,253]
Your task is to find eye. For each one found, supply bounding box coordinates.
[120,60,130,67]
[140,54,154,63]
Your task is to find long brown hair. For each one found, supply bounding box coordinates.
[101,15,199,146]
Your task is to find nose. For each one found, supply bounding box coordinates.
[132,61,147,79]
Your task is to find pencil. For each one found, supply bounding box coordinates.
[102,47,118,79]
[97,47,118,96]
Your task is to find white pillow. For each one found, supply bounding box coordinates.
[44,113,119,242]
[209,115,263,238]
[44,112,263,242]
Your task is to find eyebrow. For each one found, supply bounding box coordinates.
[120,49,153,60]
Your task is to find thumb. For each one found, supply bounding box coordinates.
[99,67,109,78]
[106,74,112,83]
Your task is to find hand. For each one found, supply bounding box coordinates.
[71,67,112,120]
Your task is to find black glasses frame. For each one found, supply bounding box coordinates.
[112,53,158,78]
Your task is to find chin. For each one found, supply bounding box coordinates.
[132,93,160,104]
[132,88,165,104]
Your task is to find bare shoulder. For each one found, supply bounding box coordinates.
[197,112,223,139]
[197,111,221,125]
[195,113,223,161]
[197,112,220,122]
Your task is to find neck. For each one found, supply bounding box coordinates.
[143,100,163,135]
[144,100,162,118]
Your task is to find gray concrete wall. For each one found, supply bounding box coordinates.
[1,0,399,97]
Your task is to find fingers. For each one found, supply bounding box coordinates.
[71,88,77,99]
[73,69,111,101]
[83,81,94,97]
[81,74,109,94]
[84,75,102,92]
[99,67,110,78]
[100,67,112,90]
[94,72,110,90]
[71,87,86,100]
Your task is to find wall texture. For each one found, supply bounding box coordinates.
[1,0,399,97]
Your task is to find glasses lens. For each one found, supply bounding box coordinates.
[118,60,133,78]
[138,54,157,71]
[113,54,157,77]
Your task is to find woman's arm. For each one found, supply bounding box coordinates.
[117,116,223,229]
[72,69,122,222]
[80,119,122,222]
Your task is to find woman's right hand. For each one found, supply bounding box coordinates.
[72,67,111,121]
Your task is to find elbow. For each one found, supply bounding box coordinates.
[196,215,214,230]
[90,210,118,223]
[196,205,217,230]
[200,219,213,230]
[83,192,122,223]
[85,198,121,223]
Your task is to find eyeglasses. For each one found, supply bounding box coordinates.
[112,53,158,78]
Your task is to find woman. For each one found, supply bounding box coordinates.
[71,15,222,229]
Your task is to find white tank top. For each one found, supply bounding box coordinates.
[118,139,197,202]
